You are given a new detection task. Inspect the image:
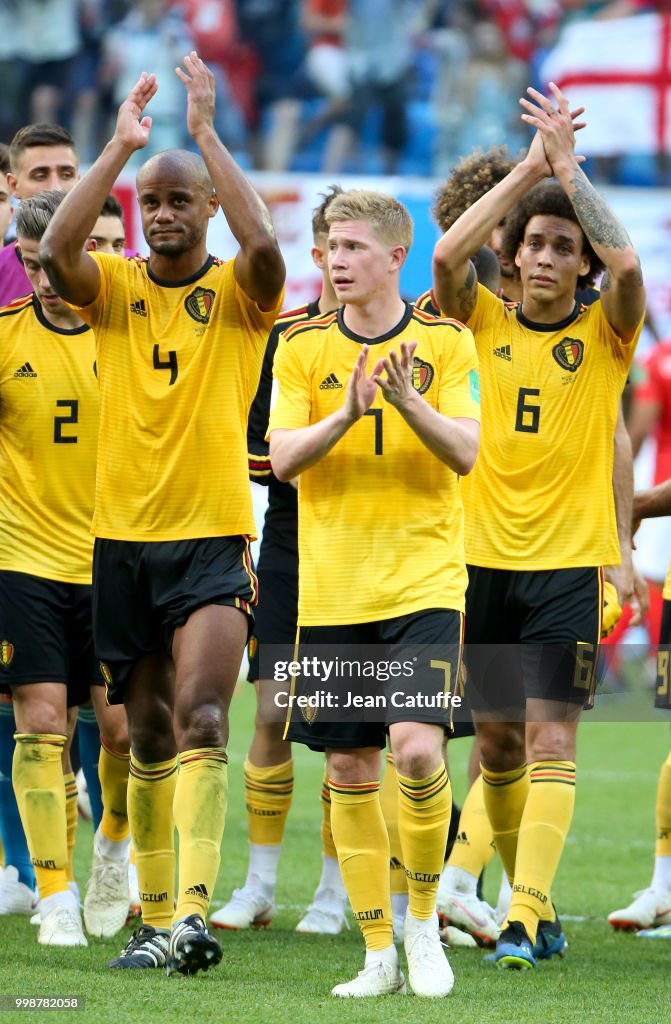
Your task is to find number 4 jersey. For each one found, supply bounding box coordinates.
[0,293,97,583]
[73,253,282,542]
[459,284,642,571]
[268,303,480,626]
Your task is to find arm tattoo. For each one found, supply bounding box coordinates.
[568,168,632,250]
[600,270,611,292]
[456,262,477,320]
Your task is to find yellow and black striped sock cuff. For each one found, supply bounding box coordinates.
[64,771,77,801]
[179,747,228,769]
[14,733,66,748]
[397,763,448,803]
[529,761,576,786]
[329,779,379,800]
[481,763,528,788]
[129,754,178,782]
[386,752,395,767]
[100,738,131,762]
[244,758,293,795]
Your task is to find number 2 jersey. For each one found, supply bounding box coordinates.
[454,284,641,570]
[73,253,282,542]
[268,303,480,625]
[0,293,97,583]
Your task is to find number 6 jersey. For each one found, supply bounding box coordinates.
[459,284,642,571]
[268,303,480,626]
[73,253,282,542]
[0,293,97,583]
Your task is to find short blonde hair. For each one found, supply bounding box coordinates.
[325,190,413,252]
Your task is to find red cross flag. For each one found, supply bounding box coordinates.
[540,12,671,156]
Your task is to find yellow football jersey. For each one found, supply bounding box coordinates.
[663,562,671,602]
[74,254,283,541]
[460,284,641,570]
[0,294,97,583]
[268,304,480,625]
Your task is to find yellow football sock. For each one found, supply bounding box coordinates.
[397,764,451,919]
[244,757,293,846]
[173,747,228,923]
[320,768,337,859]
[13,733,68,899]
[509,761,576,942]
[63,770,78,882]
[379,753,407,894]
[655,752,671,858]
[329,778,392,950]
[99,742,130,842]
[128,753,177,929]
[447,774,496,875]
[481,762,529,884]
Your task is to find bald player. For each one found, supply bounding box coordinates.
[41,53,285,977]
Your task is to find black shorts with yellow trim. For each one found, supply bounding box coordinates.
[285,608,464,752]
[0,570,98,707]
[656,598,671,710]
[93,536,257,704]
[247,567,298,683]
[464,565,602,714]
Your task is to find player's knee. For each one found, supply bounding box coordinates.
[175,702,229,750]
[477,723,525,772]
[327,749,376,785]
[525,723,576,763]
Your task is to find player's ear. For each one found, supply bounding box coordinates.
[6,172,18,199]
[311,245,325,270]
[579,252,590,279]
[390,245,406,271]
[86,237,97,252]
[514,242,523,270]
[207,193,219,219]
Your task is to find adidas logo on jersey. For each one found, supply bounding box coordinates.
[14,362,37,378]
[454,830,469,845]
[493,344,511,361]
[184,882,209,899]
[319,373,343,389]
[130,298,147,317]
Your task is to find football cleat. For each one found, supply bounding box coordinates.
[439,923,478,948]
[38,902,88,947]
[533,914,567,960]
[636,923,671,939]
[166,914,222,976]
[84,833,130,938]
[296,888,348,934]
[494,921,536,970]
[437,890,500,947]
[332,950,406,997]
[0,865,38,916]
[608,887,671,931]
[404,911,455,997]
[210,878,274,930]
[108,925,170,969]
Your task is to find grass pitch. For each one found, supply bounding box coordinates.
[1,685,668,1024]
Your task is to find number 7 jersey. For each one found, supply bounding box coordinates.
[268,303,480,625]
[0,294,97,583]
[461,284,642,570]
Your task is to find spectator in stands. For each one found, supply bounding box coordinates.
[299,0,352,171]
[101,0,192,162]
[20,0,82,125]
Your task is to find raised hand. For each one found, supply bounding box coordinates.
[114,72,157,151]
[176,51,216,140]
[345,345,379,421]
[371,342,419,409]
[520,82,586,173]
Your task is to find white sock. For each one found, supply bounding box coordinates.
[405,909,439,931]
[652,855,671,893]
[442,865,477,895]
[40,888,77,917]
[96,829,130,860]
[315,855,346,899]
[364,943,397,967]
[391,892,408,919]
[496,870,512,919]
[247,843,281,888]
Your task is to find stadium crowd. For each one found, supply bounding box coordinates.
[0,0,668,180]
[0,3,669,1003]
